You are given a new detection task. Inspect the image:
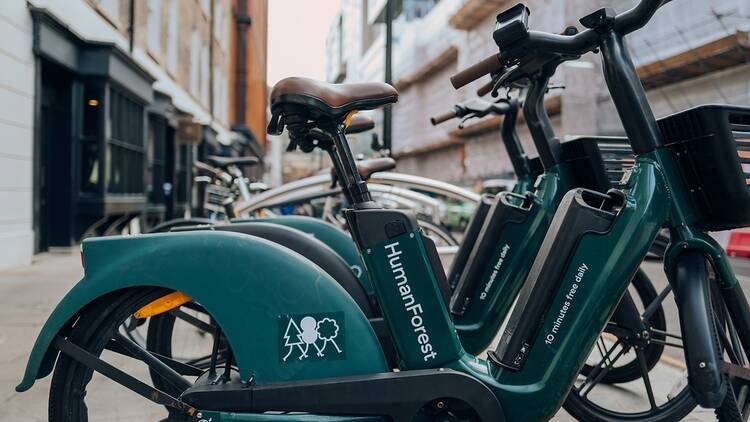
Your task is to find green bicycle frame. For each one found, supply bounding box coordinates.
[358,149,711,420]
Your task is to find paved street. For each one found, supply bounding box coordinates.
[1,251,744,420]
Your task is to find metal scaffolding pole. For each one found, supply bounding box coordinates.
[383,0,393,155]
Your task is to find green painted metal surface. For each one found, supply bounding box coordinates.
[511,174,536,195]
[362,231,463,369]
[235,216,373,294]
[17,231,386,392]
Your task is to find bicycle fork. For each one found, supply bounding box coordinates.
[665,227,750,408]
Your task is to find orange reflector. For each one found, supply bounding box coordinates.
[344,110,358,128]
[134,291,192,319]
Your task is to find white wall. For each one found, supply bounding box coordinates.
[0,0,34,269]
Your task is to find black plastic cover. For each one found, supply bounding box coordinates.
[345,208,420,249]
[658,104,750,230]
[490,188,623,370]
[450,192,532,316]
[493,4,531,48]
[560,137,613,193]
[447,194,494,290]
[422,234,452,309]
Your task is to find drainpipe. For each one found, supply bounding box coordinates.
[209,0,215,116]
[234,0,252,125]
[383,0,393,154]
[128,0,135,52]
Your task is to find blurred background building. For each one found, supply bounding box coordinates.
[0,0,268,269]
[325,0,750,183]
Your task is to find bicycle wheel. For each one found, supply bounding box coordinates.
[49,288,199,421]
[146,301,224,396]
[563,268,697,421]
[578,269,666,384]
[709,276,750,421]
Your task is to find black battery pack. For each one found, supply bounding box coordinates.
[489,188,624,370]
[448,194,495,291]
[449,191,533,316]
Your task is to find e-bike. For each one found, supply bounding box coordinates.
[18,1,750,420]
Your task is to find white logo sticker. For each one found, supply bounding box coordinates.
[281,315,343,362]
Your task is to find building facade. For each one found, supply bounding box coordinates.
[0,0,268,270]
[326,0,750,184]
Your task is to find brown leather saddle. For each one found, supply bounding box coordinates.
[267,77,397,140]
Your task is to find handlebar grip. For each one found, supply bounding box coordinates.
[430,109,458,125]
[450,54,503,89]
[477,80,495,97]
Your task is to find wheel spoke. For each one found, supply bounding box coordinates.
[648,338,684,349]
[580,343,628,398]
[595,337,607,363]
[171,309,216,335]
[184,348,229,368]
[636,347,658,410]
[649,328,682,340]
[642,285,672,320]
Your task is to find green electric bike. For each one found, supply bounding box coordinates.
[17,0,750,420]
[140,82,679,420]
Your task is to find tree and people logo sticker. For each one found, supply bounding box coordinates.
[280,312,345,362]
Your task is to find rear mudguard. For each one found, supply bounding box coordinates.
[16,231,387,392]
[216,223,375,317]
[235,216,373,293]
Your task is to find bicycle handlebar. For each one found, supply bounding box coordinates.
[430,109,458,125]
[431,99,514,126]
[450,54,503,89]
[450,0,669,90]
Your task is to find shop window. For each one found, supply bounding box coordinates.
[148,116,167,204]
[107,88,145,194]
[80,84,103,193]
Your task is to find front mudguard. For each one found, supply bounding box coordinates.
[16,231,387,392]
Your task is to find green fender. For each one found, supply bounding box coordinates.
[16,231,387,392]
[235,216,373,293]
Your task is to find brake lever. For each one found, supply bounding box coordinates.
[489,64,521,97]
[458,114,478,129]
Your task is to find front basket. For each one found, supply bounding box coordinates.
[658,104,750,231]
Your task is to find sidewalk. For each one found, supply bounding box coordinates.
[0,252,717,420]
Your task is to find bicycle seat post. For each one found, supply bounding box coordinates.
[327,122,376,208]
